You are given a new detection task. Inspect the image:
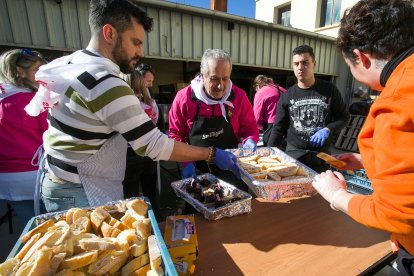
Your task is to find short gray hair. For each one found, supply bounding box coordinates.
[200,49,232,76]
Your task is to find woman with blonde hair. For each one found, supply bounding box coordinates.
[0,48,47,224]
[122,69,161,218]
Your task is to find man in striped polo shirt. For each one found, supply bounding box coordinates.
[25,0,240,213]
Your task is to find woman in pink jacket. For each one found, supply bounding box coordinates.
[0,49,47,224]
[253,75,286,146]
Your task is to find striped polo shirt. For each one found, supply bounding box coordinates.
[42,50,173,183]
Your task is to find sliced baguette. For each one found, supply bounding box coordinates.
[147,267,165,276]
[130,239,148,257]
[133,218,151,240]
[87,250,128,275]
[45,252,67,276]
[121,253,149,276]
[71,217,91,236]
[129,263,150,276]
[27,247,54,276]
[148,235,161,270]
[22,230,62,263]
[101,221,121,238]
[126,199,148,217]
[15,232,41,260]
[90,207,110,233]
[59,250,99,270]
[19,219,54,244]
[0,257,20,276]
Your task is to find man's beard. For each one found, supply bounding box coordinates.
[112,37,137,74]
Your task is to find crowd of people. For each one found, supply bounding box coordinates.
[1,0,413,273]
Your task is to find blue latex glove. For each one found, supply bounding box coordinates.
[182,163,196,179]
[309,128,330,147]
[213,148,241,179]
[243,138,257,152]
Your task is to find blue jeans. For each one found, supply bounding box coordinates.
[40,171,89,212]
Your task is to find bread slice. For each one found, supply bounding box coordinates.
[0,257,20,276]
[267,172,281,181]
[130,239,148,257]
[65,208,80,225]
[59,250,99,270]
[90,207,110,233]
[266,163,299,177]
[27,247,54,276]
[148,235,162,270]
[19,219,54,244]
[129,263,151,276]
[120,212,137,229]
[117,229,142,245]
[101,221,121,238]
[79,237,119,251]
[257,157,281,164]
[70,217,91,236]
[15,232,41,260]
[316,152,346,168]
[121,253,149,276]
[238,155,259,162]
[15,260,32,276]
[250,172,267,180]
[87,250,129,275]
[72,208,90,223]
[22,230,62,263]
[147,267,165,276]
[127,199,148,218]
[133,218,152,239]
[45,252,67,276]
[71,233,98,254]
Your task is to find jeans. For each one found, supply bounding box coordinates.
[40,171,89,212]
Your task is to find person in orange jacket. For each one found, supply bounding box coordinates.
[311,0,414,274]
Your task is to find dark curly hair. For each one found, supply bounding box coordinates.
[89,0,153,35]
[337,0,414,63]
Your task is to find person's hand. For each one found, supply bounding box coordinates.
[332,153,363,171]
[243,139,257,152]
[312,170,348,210]
[213,148,241,179]
[182,163,196,179]
[309,128,330,147]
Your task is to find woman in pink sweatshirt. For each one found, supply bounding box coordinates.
[0,49,47,224]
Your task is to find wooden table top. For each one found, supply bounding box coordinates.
[193,196,391,276]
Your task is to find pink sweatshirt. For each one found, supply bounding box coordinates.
[0,89,48,172]
[253,84,286,130]
[169,84,259,145]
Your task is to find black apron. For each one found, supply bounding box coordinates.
[188,97,247,191]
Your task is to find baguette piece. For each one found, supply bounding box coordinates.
[121,253,149,276]
[59,250,99,270]
[147,267,165,276]
[79,237,128,251]
[267,172,281,181]
[27,247,54,276]
[133,218,151,240]
[15,261,32,276]
[148,235,161,270]
[101,221,122,238]
[90,207,110,233]
[88,250,128,275]
[130,239,148,257]
[129,264,150,276]
[316,152,346,168]
[45,252,67,276]
[19,219,54,244]
[117,229,142,245]
[22,230,62,263]
[0,257,20,276]
[15,233,41,260]
[71,217,91,236]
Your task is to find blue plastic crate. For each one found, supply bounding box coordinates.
[340,169,373,195]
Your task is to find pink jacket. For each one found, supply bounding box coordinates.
[0,89,48,172]
[253,84,286,130]
[169,84,259,145]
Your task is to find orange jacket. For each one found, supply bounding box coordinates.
[348,54,414,255]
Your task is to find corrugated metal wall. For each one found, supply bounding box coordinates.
[0,0,339,75]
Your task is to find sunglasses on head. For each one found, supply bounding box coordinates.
[16,48,36,65]
[138,64,151,73]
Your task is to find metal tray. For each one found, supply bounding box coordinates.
[171,173,252,220]
[229,147,318,201]
[7,197,178,276]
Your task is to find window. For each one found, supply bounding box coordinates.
[274,5,291,27]
[320,0,342,27]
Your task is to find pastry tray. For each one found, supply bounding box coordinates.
[229,147,318,201]
[171,173,252,220]
[7,197,178,276]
